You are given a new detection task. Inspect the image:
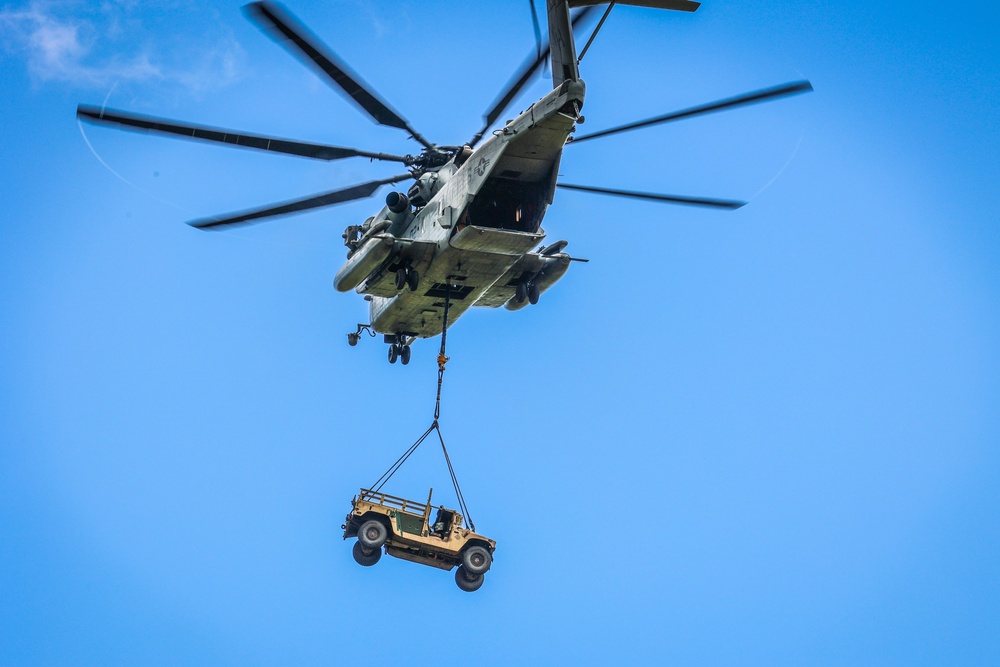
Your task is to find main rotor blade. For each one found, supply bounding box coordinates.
[245,1,434,150]
[529,0,543,63]
[557,183,745,209]
[77,105,412,164]
[190,173,413,230]
[570,80,813,144]
[469,6,597,148]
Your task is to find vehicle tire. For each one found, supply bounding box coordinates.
[388,345,398,364]
[358,519,388,550]
[527,281,540,305]
[461,545,492,575]
[454,565,484,592]
[395,267,408,291]
[407,269,419,292]
[353,541,381,567]
[400,345,411,365]
[515,281,527,304]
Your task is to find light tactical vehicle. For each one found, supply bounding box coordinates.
[343,488,496,592]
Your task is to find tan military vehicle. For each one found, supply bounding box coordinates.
[342,488,496,592]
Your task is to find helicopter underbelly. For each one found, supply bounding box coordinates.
[369,226,545,338]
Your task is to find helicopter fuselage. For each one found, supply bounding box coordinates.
[341,78,586,341]
[76,0,810,365]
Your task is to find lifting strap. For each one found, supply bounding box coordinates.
[368,283,475,531]
[433,279,452,421]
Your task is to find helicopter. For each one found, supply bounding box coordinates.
[77,0,812,365]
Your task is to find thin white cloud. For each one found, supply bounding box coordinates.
[0,1,245,91]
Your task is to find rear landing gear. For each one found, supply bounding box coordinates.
[514,279,540,305]
[395,264,419,292]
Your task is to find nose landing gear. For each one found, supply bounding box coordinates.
[346,326,412,365]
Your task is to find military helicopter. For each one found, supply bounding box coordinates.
[78,0,812,365]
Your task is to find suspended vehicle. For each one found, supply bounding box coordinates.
[343,488,496,592]
[342,385,491,593]
[77,0,812,365]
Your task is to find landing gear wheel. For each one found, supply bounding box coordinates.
[395,267,408,291]
[515,281,527,304]
[406,268,419,292]
[388,345,398,364]
[353,541,381,567]
[461,545,492,575]
[400,345,411,365]
[455,565,485,592]
[527,281,540,305]
[358,519,388,549]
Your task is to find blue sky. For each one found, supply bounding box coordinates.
[2,1,999,664]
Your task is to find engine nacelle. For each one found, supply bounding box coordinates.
[381,191,413,236]
[386,191,409,214]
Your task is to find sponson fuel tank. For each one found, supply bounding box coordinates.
[334,233,394,293]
